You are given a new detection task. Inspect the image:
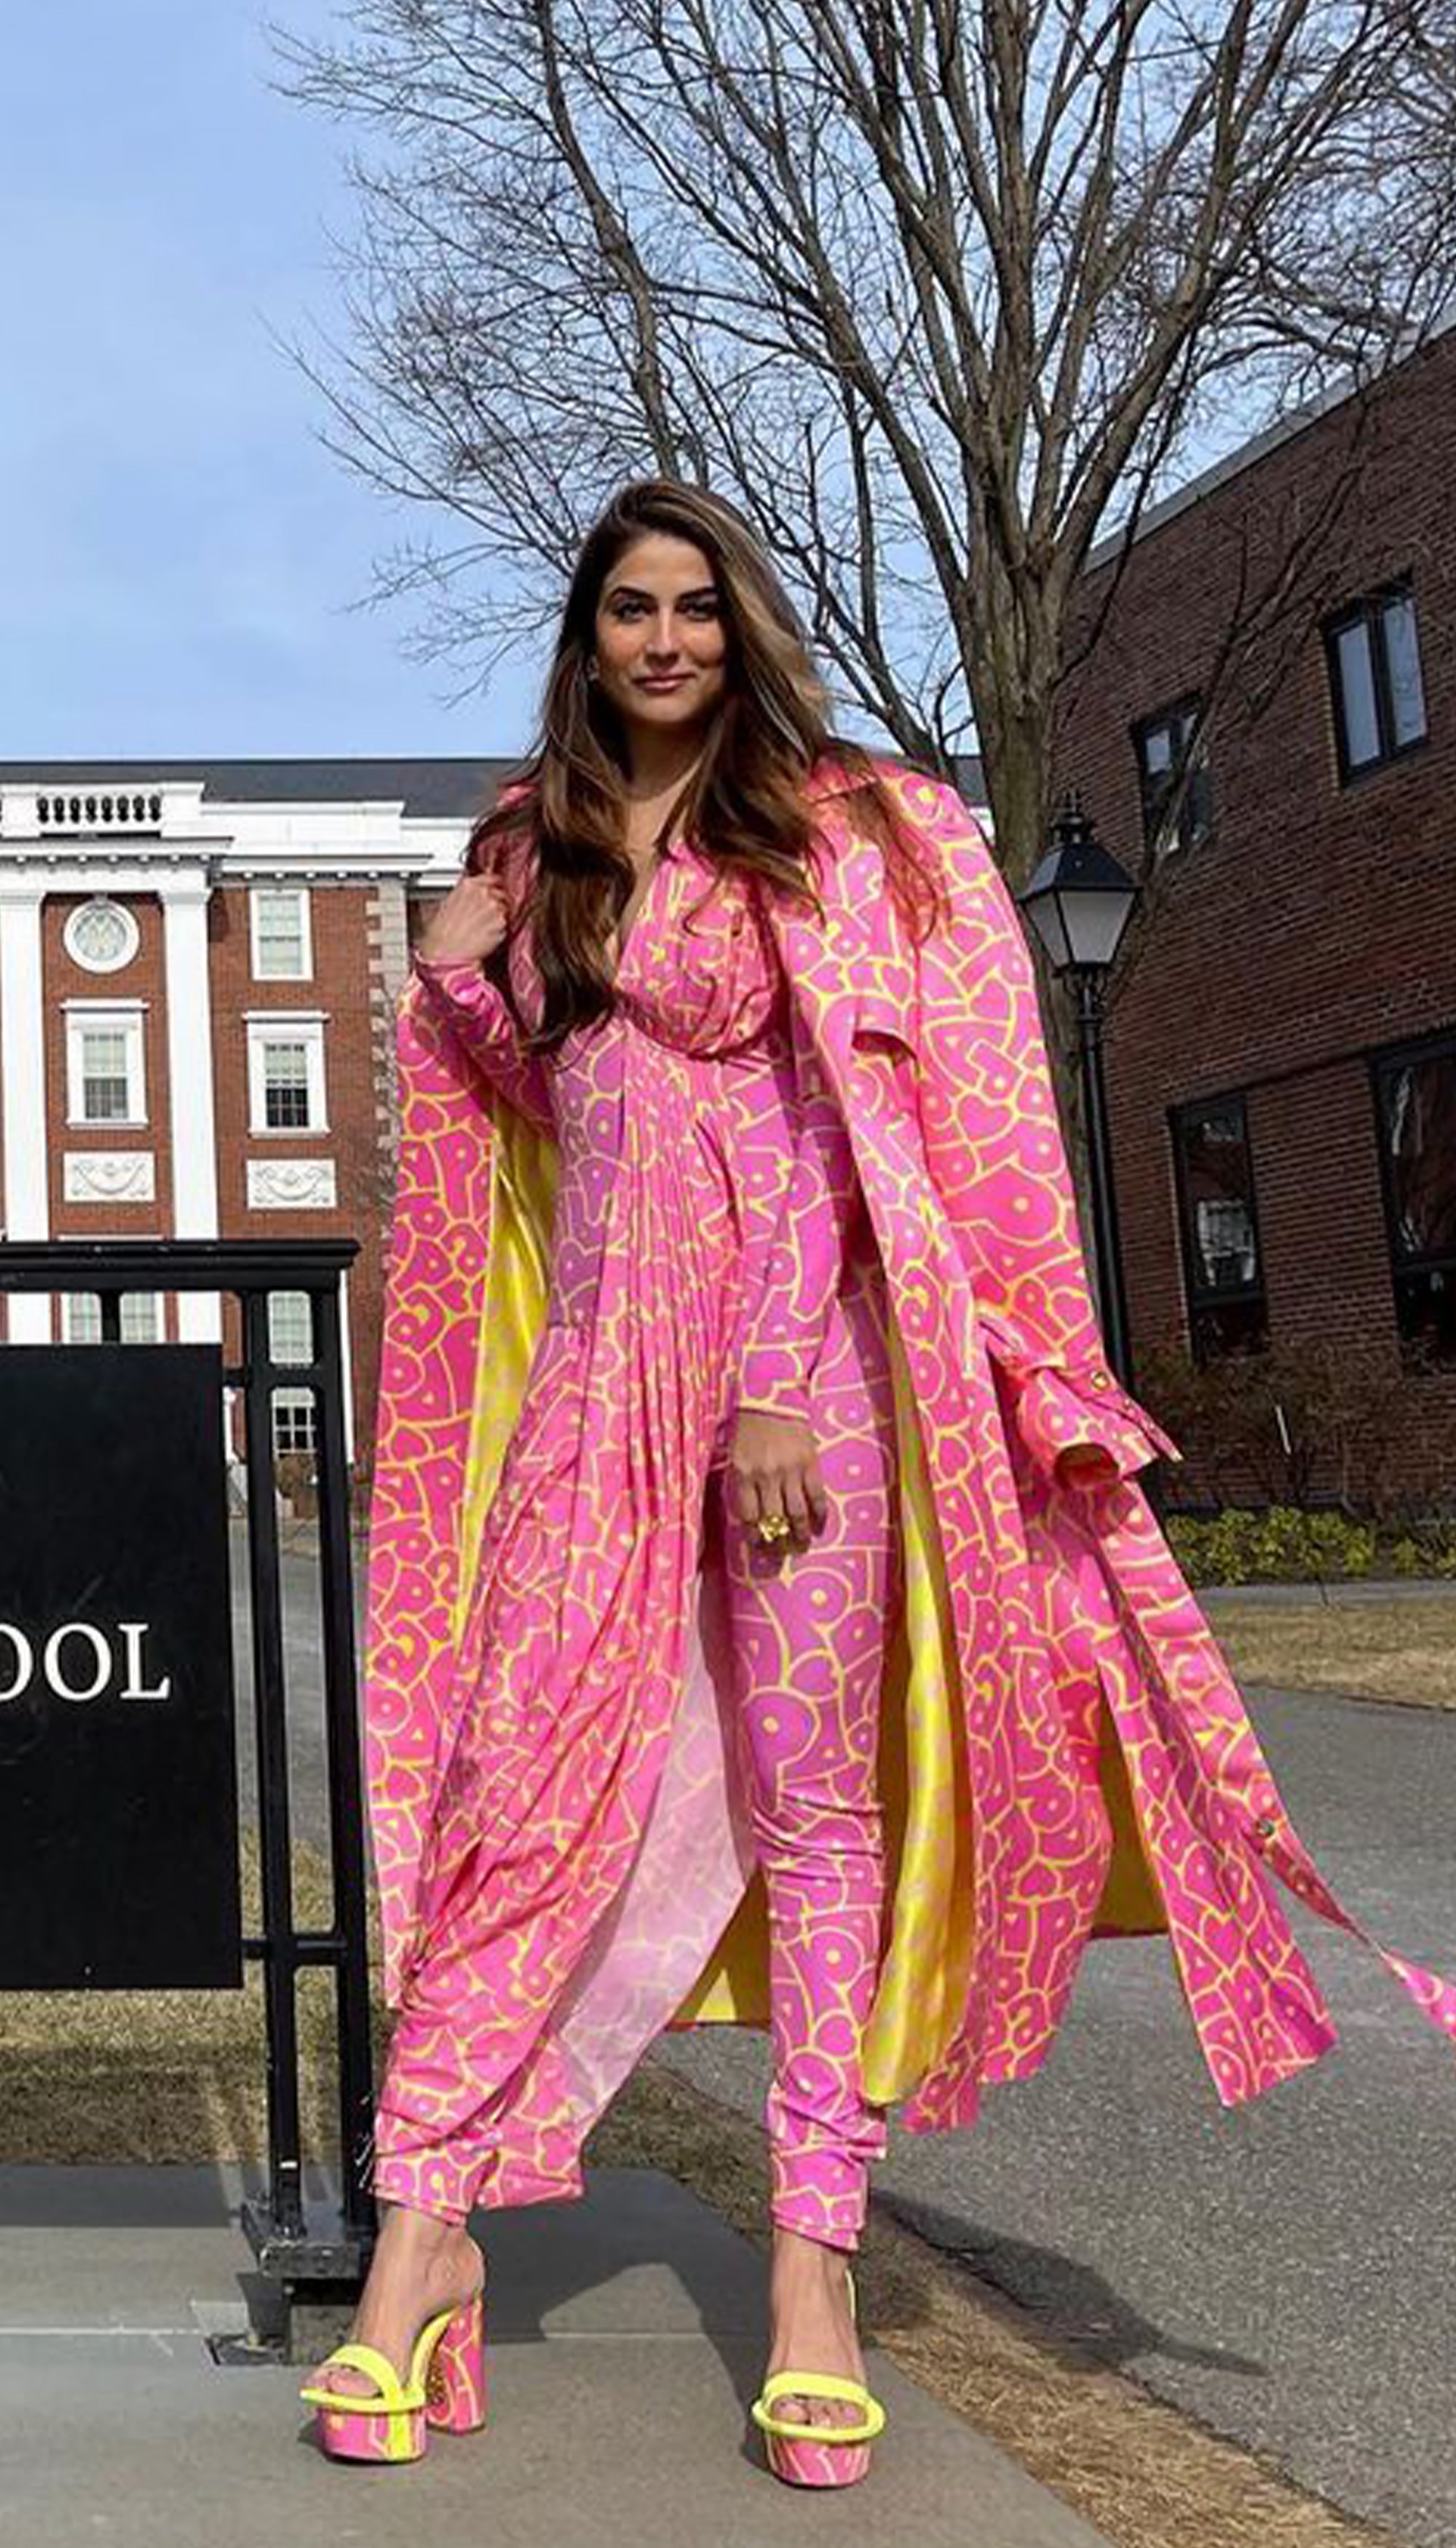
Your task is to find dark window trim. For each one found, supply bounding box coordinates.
[1367,1024,1456,1278]
[1323,574,1430,786]
[1168,1088,1269,1312]
[1131,692,1213,852]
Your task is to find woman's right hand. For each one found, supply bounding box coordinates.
[416,870,511,968]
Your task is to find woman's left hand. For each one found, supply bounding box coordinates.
[729,1407,828,1551]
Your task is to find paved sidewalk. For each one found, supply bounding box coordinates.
[1199,1576,1456,1603]
[0,2163,1109,2547]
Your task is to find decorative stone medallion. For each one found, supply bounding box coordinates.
[64,898,140,974]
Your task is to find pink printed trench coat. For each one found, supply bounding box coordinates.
[363,757,1456,2143]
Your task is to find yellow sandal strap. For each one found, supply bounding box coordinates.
[298,2341,423,2416]
[751,2372,886,2444]
[408,2306,463,2382]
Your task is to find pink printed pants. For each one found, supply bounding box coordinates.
[372,1249,902,2252]
[706,1251,901,2248]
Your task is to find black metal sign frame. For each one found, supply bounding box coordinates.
[0,1238,376,2292]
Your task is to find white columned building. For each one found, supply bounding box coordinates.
[0,878,50,1341]
[159,866,221,1345]
[0,758,502,1473]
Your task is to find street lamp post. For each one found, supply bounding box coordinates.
[1015,794,1142,1388]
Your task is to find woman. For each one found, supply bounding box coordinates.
[302,480,1456,2483]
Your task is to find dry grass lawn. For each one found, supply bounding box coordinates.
[1208,1592,1455,1709]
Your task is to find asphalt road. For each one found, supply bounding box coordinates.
[234,1528,1456,2547]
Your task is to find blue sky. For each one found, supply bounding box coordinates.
[1,5,1284,770]
[1,1,537,757]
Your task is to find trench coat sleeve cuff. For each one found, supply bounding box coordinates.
[1008,1362,1184,1485]
[734,1374,818,1428]
[413,949,511,1021]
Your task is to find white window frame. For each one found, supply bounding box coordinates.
[272,1389,318,1457]
[61,1288,162,1344]
[272,1294,323,1457]
[245,1012,329,1136]
[63,999,148,1129]
[249,884,313,983]
[266,1289,314,1366]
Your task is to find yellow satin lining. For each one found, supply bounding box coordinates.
[451,1095,560,1647]
[454,1093,1158,2107]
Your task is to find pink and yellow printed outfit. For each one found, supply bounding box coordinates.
[363,759,1456,2243]
[373,828,897,2244]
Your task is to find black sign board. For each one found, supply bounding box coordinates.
[0,1345,242,1987]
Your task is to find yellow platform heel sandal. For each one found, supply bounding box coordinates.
[751,2263,885,2488]
[299,2284,487,2466]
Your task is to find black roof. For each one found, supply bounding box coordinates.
[0,748,988,816]
[0,758,516,820]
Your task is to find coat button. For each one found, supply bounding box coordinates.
[1253,1816,1277,1839]
[1088,1372,1110,1390]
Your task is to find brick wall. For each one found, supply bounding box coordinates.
[209,879,388,1459]
[1055,330,1456,1500]
[45,892,175,1334]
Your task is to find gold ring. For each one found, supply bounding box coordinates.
[756,1512,792,1546]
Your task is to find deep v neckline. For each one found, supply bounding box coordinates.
[607,843,674,985]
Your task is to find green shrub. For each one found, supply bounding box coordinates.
[1374,1521,1456,1580]
[1167,1506,1378,1585]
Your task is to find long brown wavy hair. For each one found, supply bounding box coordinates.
[463,478,949,1056]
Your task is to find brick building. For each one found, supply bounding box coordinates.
[0,758,509,1473]
[1055,323,1456,1500]
[0,750,993,1490]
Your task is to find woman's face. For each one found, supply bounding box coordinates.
[591,531,729,748]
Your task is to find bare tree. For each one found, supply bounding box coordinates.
[273,0,1455,881]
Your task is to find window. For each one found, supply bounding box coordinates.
[1371,1030,1456,1369]
[250,886,312,981]
[264,1042,311,1128]
[62,1291,160,1344]
[272,1393,317,1456]
[1169,1094,1270,1361]
[82,1029,130,1121]
[267,1290,314,1365]
[245,1014,328,1135]
[1325,583,1428,780]
[1133,697,1212,852]
[63,1001,147,1126]
[263,1291,317,1455]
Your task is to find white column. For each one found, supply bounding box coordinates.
[339,1262,355,1465]
[159,869,221,1345]
[0,882,51,1342]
